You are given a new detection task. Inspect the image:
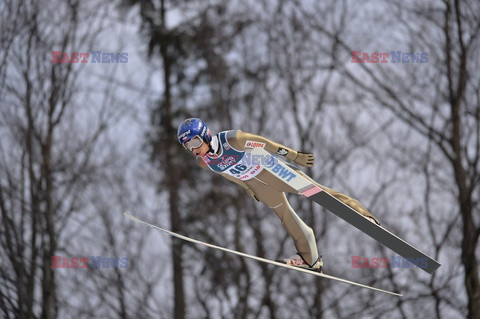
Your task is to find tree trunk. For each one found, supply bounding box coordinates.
[159,1,185,318]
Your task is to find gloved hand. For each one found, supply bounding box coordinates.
[294,152,315,167]
[245,188,259,202]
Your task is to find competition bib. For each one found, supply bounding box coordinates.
[202,131,263,181]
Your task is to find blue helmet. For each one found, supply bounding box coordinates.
[177,118,212,145]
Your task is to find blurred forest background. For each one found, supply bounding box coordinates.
[1,0,479,318]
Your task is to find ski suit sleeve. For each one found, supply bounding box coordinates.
[229,130,315,167]
[195,156,258,201]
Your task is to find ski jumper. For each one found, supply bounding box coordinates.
[197,130,378,266]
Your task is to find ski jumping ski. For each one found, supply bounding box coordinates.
[124,211,402,297]
[251,148,441,274]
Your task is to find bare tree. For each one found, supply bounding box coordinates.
[0,0,160,318]
[0,0,90,316]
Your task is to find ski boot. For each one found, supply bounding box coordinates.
[277,254,323,273]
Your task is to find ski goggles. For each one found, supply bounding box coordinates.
[183,135,204,151]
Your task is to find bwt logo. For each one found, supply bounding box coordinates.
[264,156,296,182]
[351,255,429,269]
[51,51,128,63]
[51,256,128,269]
[351,51,428,63]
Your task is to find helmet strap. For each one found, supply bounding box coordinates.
[208,143,215,154]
